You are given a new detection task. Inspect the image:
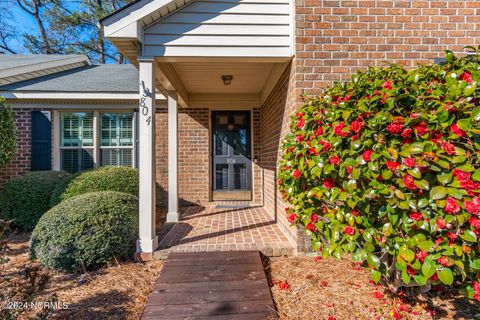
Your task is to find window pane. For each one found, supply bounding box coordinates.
[61,112,94,147]
[215,164,229,190]
[101,112,133,147]
[101,149,133,167]
[61,148,94,173]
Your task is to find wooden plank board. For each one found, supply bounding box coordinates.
[141,251,274,319]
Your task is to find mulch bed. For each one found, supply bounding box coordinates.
[267,256,480,320]
[1,231,163,320]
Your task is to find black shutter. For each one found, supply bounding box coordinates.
[31,111,52,171]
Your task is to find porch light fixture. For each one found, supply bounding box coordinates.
[221,75,233,85]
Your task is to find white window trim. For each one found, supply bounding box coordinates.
[53,110,137,172]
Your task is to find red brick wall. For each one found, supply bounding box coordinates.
[0,108,53,189]
[295,0,480,94]
[155,108,210,208]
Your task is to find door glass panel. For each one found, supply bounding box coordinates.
[234,164,247,189]
[233,114,246,126]
[232,129,248,156]
[216,114,228,126]
[215,130,230,156]
[215,164,229,190]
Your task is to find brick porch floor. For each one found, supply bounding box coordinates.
[154,205,295,259]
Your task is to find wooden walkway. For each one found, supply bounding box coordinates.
[141,251,275,320]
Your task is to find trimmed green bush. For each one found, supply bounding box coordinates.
[0,97,16,168]
[50,166,139,206]
[30,191,138,272]
[0,171,70,230]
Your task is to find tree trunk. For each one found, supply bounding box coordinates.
[96,0,105,64]
[32,0,52,54]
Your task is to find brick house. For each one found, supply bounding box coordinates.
[1,0,480,259]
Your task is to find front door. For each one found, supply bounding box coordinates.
[212,111,252,201]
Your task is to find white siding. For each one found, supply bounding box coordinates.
[143,0,292,57]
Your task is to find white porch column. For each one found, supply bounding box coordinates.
[137,57,158,259]
[167,91,179,222]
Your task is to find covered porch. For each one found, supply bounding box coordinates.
[102,0,296,260]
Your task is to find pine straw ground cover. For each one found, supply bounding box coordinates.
[1,231,163,320]
[268,256,480,320]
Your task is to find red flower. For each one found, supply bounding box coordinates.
[382,81,393,90]
[400,128,413,138]
[351,210,360,216]
[407,265,417,276]
[453,169,471,182]
[349,120,363,133]
[306,223,316,232]
[324,178,335,189]
[464,200,479,214]
[470,216,480,229]
[296,134,305,142]
[308,147,319,156]
[415,121,428,135]
[292,169,302,179]
[437,256,450,267]
[451,123,466,137]
[409,212,423,221]
[387,122,403,134]
[344,226,355,235]
[386,160,400,171]
[333,122,349,137]
[372,291,384,299]
[313,127,324,137]
[311,214,319,223]
[473,281,480,302]
[430,131,443,143]
[416,251,428,263]
[346,166,353,175]
[362,150,373,162]
[330,156,341,165]
[287,213,297,224]
[320,140,332,152]
[403,157,416,167]
[459,71,473,83]
[446,231,458,241]
[328,316,336,320]
[436,218,447,229]
[297,117,305,129]
[403,174,417,190]
[390,310,402,319]
[440,141,456,155]
[445,197,460,214]
[431,272,439,281]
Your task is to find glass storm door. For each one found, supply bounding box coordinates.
[212,111,252,200]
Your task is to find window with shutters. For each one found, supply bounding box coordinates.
[100,112,133,167]
[59,111,135,173]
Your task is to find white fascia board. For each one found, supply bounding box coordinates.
[103,0,175,39]
[0,55,90,79]
[0,91,166,100]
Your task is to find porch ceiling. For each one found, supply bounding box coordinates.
[154,58,290,107]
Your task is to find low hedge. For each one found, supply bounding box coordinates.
[30,191,138,272]
[0,171,70,230]
[50,166,139,206]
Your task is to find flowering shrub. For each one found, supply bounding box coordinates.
[279,50,480,299]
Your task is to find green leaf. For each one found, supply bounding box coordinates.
[410,142,425,154]
[460,230,477,242]
[418,240,434,251]
[399,247,415,262]
[437,268,454,285]
[414,179,429,190]
[408,168,422,179]
[437,173,452,185]
[401,269,411,285]
[394,189,405,200]
[421,260,436,279]
[472,107,480,122]
[371,270,381,284]
[472,169,480,182]
[413,275,427,286]
[464,83,477,97]
[367,254,381,268]
[430,186,447,200]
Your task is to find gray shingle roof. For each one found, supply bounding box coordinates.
[0,64,139,93]
[0,54,86,71]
